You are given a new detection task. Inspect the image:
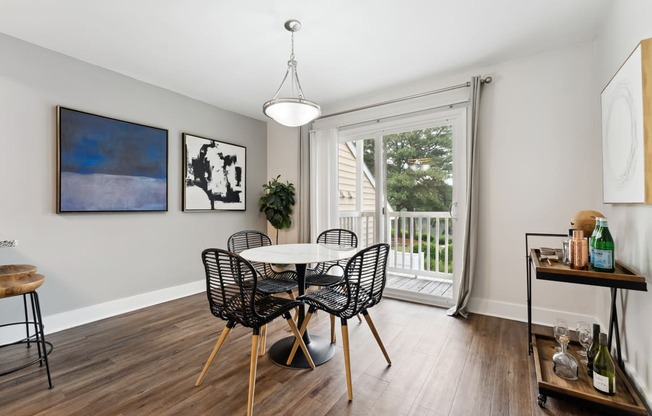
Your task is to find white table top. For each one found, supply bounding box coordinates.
[240,243,357,265]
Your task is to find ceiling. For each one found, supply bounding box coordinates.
[0,0,613,122]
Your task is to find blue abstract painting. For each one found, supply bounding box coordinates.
[57,107,168,212]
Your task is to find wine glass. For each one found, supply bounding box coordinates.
[575,321,590,354]
[577,322,593,365]
[553,318,569,352]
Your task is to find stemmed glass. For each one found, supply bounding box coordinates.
[576,321,592,365]
[553,318,569,352]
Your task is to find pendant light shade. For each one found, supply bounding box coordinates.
[263,98,321,127]
[263,20,321,127]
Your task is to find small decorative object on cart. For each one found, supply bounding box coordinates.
[552,334,579,381]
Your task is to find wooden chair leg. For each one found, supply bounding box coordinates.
[247,332,260,416]
[363,312,391,365]
[330,314,336,344]
[357,313,362,322]
[341,319,353,401]
[286,311,314,365]
[286,317,315,369]
[288,290,299,322]
[258,325,267,357]
[195,325,232,387]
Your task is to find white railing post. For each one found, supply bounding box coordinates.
[339,210,452,280]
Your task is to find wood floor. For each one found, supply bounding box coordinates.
[0,294,601,415]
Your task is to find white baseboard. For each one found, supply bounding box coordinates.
[0,279,205,345]
[45,280,206,335]
[623,362,652,412]
[467,296,604,328]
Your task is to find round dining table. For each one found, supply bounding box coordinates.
[240,243,357,368]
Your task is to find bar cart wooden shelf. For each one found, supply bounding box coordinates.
[532,330,647,415]
[525,233,648,415]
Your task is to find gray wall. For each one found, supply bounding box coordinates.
[0,33,267,328]
[596,0,652,405]
[319,41,603,325]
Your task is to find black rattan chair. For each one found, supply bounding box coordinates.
[305,228,358,287]
[195,248,314,416]
[305,228,359,342]
[227,230,298,296]
[287,243,391,401]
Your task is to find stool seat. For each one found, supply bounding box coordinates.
[0,264,37,279]
[0,273,45,298]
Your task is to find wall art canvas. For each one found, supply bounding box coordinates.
[57,107,168,213]
[183,133,246,211]
[601,38,652,204]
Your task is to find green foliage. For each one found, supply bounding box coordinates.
[363,126,453,212]
[258,175,295,232]
[394,240,453,272]
[412,241,453,272]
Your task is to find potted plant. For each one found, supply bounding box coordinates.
[258,175,296,244]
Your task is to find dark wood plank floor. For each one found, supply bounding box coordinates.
[0,294,600,415]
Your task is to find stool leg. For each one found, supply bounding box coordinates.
[29,293,44,361]
[32,291,53,389]
[23,294,32,348]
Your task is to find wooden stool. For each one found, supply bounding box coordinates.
[0,264,53,388]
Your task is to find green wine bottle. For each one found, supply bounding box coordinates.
[589,218,603,267]
[587,323,600,377]
[593,218,615,273]
[593,333,616,395]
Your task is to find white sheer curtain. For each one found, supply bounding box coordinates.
[297,125,311,243]
[448,76,483,318]
[309,128,339,242]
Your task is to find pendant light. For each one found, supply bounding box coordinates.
[263,20,321,127]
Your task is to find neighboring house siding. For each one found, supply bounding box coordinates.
[338,142,376,245]
[338,142,376,211]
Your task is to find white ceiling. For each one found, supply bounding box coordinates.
[0,0,612,121]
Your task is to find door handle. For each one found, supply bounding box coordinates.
[449,202,458,220]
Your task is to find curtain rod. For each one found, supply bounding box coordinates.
[337,100,468,131]
[318,76,492,120]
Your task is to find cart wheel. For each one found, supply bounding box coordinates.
[537,394,547,407]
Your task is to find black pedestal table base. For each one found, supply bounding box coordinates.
[269,335,335,368]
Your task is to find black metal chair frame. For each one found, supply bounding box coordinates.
[195,248,314,416]
[287,243,392,401]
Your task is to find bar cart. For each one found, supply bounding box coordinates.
[525,233,648,415]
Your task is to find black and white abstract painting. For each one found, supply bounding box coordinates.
[183,133,246,211]
[601,41,645,203]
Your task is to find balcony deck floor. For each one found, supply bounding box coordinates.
[386,272,453,298]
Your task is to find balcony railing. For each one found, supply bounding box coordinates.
[339,210,453,279]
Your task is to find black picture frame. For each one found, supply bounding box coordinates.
[182,133,246,211]
[57,106,168,213]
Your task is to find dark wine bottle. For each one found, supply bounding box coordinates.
[593,333,616,395]
[586,323,600,377]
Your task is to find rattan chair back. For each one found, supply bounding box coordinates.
[227,230,273,278]
[313,229,358,274]
[342,243,389,317]
[201,248,269,328]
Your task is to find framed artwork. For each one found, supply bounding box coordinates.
[182,133,246,211]
[601,37,652,204]
[57,106,168,213]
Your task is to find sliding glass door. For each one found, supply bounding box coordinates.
[337,108,467,307]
